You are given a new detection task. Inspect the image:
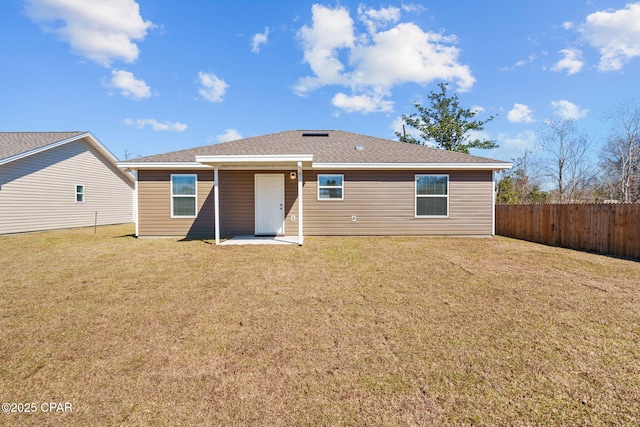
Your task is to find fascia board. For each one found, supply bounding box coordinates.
[311,162,513,170]
[117,162,214,170]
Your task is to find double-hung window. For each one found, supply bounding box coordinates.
[415,174,449,217]
[171,174,197,217]
[75,185,84,203]
[318,174,344,200]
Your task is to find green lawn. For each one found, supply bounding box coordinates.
[1,224,639,425]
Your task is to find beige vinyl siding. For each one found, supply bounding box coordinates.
[135,168,493,238]
[217,171,253,235]
[137,170,214,237]
[302,170,493,236]
[137,170,298,238]
[0,140,134,234]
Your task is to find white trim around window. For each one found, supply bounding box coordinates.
[75,184,84,203]
[171,174,197,218]
[415,174,449,218]
[317,174,344,200]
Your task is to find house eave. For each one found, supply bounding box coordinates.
[117,162,215,170]
[311,162,513,170]
[118,160,512,171]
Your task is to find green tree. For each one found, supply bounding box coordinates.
[496,168,550,204]
[396,82,498,154]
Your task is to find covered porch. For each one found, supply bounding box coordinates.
[195,154,313,246]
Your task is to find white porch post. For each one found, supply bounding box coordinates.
[133,170,139,237]
[297,161,304,245]
[214,165,220,245]
[492,170,496,236]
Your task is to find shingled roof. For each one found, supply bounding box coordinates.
[0,132,86,162]
[0,131,135,183]
[121,130,510,168]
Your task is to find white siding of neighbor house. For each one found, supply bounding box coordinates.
[0,140,134,234]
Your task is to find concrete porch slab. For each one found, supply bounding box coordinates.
[220,235,300,245]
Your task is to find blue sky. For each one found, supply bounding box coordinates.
[1,0,639,163]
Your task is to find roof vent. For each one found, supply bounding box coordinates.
[301,132,329,137]
[354,145,364,151]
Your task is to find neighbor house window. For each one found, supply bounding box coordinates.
[75,185,84,203]
[415,174,448,217]
[318,174,344,200]
[171,174,197,217]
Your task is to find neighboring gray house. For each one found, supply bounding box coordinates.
[0,132,135,234]
[118,130,511,244]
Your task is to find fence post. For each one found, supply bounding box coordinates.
[494,203,639,260]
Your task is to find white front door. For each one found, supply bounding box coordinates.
[255,174,285,235]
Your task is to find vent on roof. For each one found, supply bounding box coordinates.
[354,145,364,151]
[301,132,329,137]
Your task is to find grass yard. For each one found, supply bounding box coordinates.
[1,224,639,426]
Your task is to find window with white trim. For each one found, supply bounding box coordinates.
[75,184,84,203]
[171,174,197,217]
[318,174,344,200]
[415,174,448,217]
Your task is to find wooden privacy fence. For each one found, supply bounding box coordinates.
[495,203,640,260]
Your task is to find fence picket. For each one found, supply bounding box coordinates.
[496,203,640,260]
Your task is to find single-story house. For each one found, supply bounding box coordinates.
[0,132,135,235]
[118,130,511,245]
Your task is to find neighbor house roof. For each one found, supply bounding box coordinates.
[119,130,512,170]
[0,132,85,162]
[0,131,135,183]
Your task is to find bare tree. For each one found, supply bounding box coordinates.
[496,147,549,204]
[537,118,595,203]
[600,99,640,202]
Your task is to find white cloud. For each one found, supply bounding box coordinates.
[501,54,537,72]
[494,130,538,160]
[295,4,475,113]
[390,116,406,135]
[579,3,640,71]
[507,104,535,123]
[216,129,242,143]
[400,3,427,14]
[332,92,394,113]
[515,54,537,67]
[551,48,584,75]
[124,118,187,132]
[252,27,269,53]
[104,69,151,99]
[357,5,400,33]
[550,100,588,120]
[198,71,228,103]
[295,4,355,93]
[25,0,153,67]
